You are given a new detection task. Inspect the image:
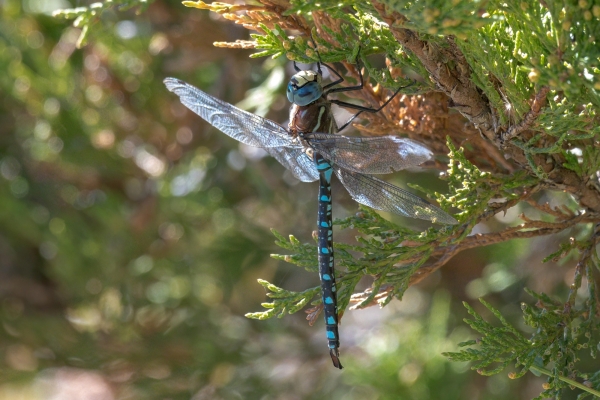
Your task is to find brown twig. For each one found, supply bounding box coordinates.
[411,213,592,286]
[501,86,550,143]
[190,0,310,40]
[524,198,576,219]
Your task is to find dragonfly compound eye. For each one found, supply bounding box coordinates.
[287,70,323,106]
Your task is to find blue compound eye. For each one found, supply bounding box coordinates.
[292,81,321,106]
[287,71,323,106]
[286,82,295,103]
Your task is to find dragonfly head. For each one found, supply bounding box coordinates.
[287,70,323,106]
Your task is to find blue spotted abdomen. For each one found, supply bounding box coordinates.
[313,152,342,369]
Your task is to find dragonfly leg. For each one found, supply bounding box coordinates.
[321,62,346,90]
[331,80,414,113]
[337,111,363,132]
[331,80,416,131]
[306,33,326,77]
[335,91,399,131]
[323,47,363,92]
[324,57,364,93]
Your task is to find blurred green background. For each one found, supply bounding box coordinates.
[0,1,586,399]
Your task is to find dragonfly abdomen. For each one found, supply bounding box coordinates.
[313,152,342,369]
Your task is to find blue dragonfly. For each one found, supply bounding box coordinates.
[164,57,457,369]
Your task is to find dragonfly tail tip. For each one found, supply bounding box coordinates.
[330,349,344,369]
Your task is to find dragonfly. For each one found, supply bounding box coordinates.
[164,56,458,370]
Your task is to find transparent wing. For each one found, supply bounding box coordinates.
[306,133,433,174]
[334,167,458,225]
[164,78,299,149]
[265,147,319,182]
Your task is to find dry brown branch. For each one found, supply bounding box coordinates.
[305,305,321,326]
[187,0,310,39]
[313,12,344,45]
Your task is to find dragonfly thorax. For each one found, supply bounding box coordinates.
[287,70,323,106]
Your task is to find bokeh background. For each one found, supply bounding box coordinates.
[0,1,588,399]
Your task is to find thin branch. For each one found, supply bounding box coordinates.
[523,198,576,219]
[529,365,600,398]
[415,211,594,280]
[501,86,550,143]
[479,185,542,222]
[349,212,598,309]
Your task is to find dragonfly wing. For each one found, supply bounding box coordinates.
[308,134,433,174]
[265,147,319,182]
[334,167,458,225]
[164,78,298,149]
